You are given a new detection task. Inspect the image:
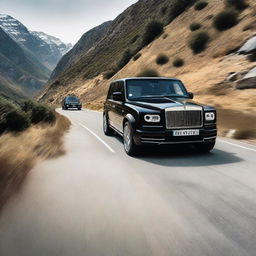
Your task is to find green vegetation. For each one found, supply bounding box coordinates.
[213,9,238,31]
[137,69,159,77]
[118,50,132,69]
[190,22,202,31]
[188,30,210,53]
[133,52,142,61]
[0,98,56,134]
[225,0,248,10]
[103,69,117,79]
[156,54,169,65]
[169,0,194,21]
[194,1,208,10]
[173,58,185,67]
[141,21,164,47]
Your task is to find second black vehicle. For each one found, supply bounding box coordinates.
[62,96,82,110]
[103,77,217,156]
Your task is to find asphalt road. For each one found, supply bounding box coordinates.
[1,109,256,256]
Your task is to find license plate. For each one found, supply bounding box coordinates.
[173,130,200,136]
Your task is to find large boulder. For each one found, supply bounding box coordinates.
[236,67,256,89]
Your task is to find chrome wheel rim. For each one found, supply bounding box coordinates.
[103,115,107,133]
[124,123,131,152]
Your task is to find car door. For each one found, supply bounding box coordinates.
[114,81,125,133]
[106,82,118,129]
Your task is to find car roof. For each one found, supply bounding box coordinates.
[111,77,181,83]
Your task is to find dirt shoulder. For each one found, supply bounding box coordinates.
[0,113,71,210]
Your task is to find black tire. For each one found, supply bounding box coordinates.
[123,121,140,156]
[103,113,114,136]
[195,141,215,153]
[78,108,81,110]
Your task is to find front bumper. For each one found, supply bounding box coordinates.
[133,124,217,145]
[65,104,82,108]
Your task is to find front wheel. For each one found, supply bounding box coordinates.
[195,141,215,153]
[103,113,114,136]
[123,121,140,156]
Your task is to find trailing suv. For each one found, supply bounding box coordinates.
[103,77,217,156]
[62,96,82,110]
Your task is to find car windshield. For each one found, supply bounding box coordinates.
[66,97,80,103]
[126,79,189,100]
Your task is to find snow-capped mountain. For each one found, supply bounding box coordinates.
[0,14,72,70]
[31,31,72,56]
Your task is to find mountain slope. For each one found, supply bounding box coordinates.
[0,14,72,70]
[40,0,256,118]
[44,0,193,87]
[50,21,112,80]
[0,27,50,96]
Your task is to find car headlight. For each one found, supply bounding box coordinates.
[205,112,215,121]
[144,114,161,122]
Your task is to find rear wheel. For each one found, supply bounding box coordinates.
[195,141,215,153]
[123,121,140,156]
[103,113,114,136]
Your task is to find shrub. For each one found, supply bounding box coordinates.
[156,54,169,65]
[141,21,164,47]
[194,1,208,10]
[170,0,194,21]
[130,35,139,44]
[133,52,142,61]
[161,6,168,15]
[5,110,30,132]
[173,58,185,67]
[188,30,210,53]
[137,69,159,77]
[225,0,248,10]
[190,22,201,31]
[213,9,238,31]
[162,34,169,39]
[118,49,132,69]
[31,104,55,124]
[103,69,117,79]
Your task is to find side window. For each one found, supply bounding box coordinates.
[107,83,115,99]
[116,82,124,94]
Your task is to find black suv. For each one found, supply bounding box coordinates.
[62,96,82,110]
[103,77,217,156]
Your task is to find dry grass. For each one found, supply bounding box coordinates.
[0,113,71,209]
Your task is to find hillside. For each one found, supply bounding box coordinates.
[40,0,256,137]
[0,27,51,96]
[50,21,112,80]
[0,14,72,70]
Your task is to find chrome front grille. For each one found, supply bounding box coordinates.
[165,108,202,129]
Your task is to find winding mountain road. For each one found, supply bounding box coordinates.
[1,109,256,256]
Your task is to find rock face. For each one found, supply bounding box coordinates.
[238,36,256,54]
[0,14,72,70]
[50,21,112,80]
[236,67,256,89]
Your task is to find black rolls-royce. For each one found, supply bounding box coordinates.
[103,77,217,156]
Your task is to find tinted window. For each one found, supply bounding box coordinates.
[126,79,188,100]
[107,83,116,99]
[107,82,124,100]
[66,96,80,103]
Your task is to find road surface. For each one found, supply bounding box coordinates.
[1,109,256,256]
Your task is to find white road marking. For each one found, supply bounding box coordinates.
[77,122,115,153]
[218,139,256,152]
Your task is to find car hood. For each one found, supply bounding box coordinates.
[129,98,203,111]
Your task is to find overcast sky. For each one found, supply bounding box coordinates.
[0,0,137,45]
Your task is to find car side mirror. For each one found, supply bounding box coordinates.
[188,92,194,99]
[112,92,123,101]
